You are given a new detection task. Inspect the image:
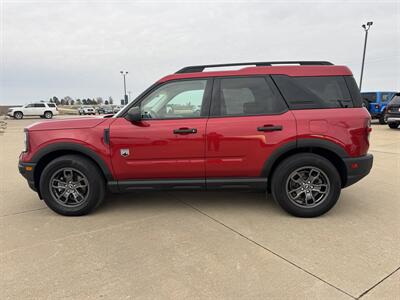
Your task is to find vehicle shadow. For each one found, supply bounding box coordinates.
[96,190,284,216]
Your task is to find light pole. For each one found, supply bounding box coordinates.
[120,71,128,105]
[359,21,373,90]
[128,91,132,102]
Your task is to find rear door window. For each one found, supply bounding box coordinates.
[211,76,287,116]
[361,93,377,103]
[381,93,391,102]
[272,75,353,109]
[48,103,56,107]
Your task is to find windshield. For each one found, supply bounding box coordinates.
[389,95,400,105]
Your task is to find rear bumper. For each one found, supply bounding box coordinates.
[343,154,373,187]
[18,161,37,192]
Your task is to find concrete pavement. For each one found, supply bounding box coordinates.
[1,116,399,299]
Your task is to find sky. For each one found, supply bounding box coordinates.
[0,0,399,105]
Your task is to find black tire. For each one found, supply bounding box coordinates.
[271,153,341,218]
[14,111,23,119]
[39,155,105,216]
[378,115,386,125]
[43,111,53,119]
[388,122,399,129]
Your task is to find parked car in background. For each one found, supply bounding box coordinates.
[78,106,96,115]
[361,91,397,124]
[385,93,400,129]
[113,105,123,113]
[18,61,373,218]
[97,105,114,114]
[7,102,58,119]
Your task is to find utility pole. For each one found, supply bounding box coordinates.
[120,71,128,105]
[359,21,373,90]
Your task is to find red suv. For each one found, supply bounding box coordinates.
[18,61,373,217]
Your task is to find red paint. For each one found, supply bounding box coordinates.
[292,108,370,157]
[108,117,207,179]
[205,112,297,177]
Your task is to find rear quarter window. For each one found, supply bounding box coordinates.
[48,103,56,107]
[272,75,355,109]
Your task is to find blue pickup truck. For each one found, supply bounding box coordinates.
[361,91,398,124]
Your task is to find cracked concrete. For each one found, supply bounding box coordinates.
[0,117,399,299]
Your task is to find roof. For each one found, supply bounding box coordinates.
[158,65,353,83]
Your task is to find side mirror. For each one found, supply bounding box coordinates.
[125,106,142,123]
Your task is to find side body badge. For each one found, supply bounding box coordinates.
[120,148,130,157]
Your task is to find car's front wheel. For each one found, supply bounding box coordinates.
[40,155,105,216]
[271,153,341,218]
[388,122,399,129]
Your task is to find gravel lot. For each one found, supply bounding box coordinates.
[0,116,399,299]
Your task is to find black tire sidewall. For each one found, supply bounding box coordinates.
[271,153,341,218]
[388,123,399,129]
[44,111,53,119]
[40,155,105,216]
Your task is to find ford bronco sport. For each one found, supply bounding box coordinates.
[18,61,373,217]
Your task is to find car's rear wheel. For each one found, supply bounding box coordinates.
[388,122,399,129]
[271,153,341,217]
[44,111,53,119]
[40,155,105,216]
[14,111,23,119]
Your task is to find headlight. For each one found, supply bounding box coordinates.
[23,129,29,152]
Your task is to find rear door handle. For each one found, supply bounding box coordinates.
[173,128,197,134]
[257,125,283,132]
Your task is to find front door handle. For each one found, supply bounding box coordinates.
[173,128,197,134]
[257,125,283,132]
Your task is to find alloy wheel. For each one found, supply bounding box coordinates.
[285,166,330,208]
[49,167,90,207]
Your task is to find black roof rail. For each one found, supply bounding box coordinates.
[175,61,334,74]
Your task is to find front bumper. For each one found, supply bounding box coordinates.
[387,117,400,123]
[18,161,37,192]
[343,154,373,187]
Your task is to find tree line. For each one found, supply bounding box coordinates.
[48,96,114,106]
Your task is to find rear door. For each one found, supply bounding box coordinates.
[110,78,212,181]
[34,103,46,115]
[205,76,296,182]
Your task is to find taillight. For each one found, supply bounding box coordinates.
[366,119,372,141]
[23,129,29,152]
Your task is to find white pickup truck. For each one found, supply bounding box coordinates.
[8,103,59,119]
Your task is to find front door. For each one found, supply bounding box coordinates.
[110,78,212,181]
[23,104,36,116]
[206,76,297,179]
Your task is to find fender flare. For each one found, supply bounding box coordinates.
[261,138,348,178]
[31,142,114,181]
